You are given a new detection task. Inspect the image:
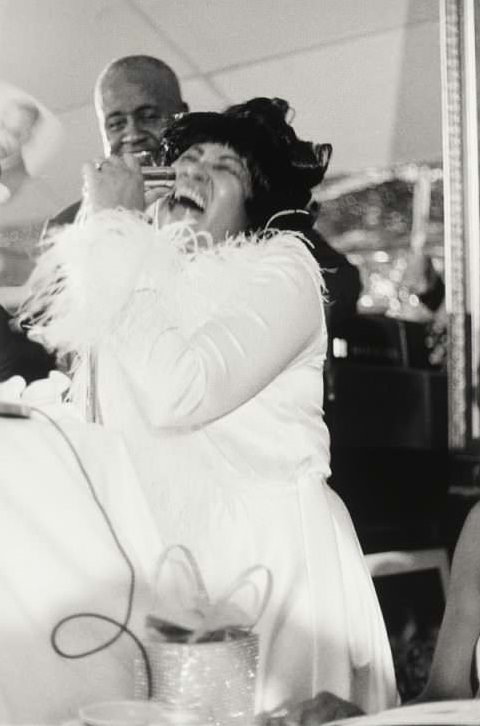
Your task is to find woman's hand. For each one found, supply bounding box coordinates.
[82,153,145,214]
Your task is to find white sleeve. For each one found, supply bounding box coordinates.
[21,209,163,354]
[119,244,325,427]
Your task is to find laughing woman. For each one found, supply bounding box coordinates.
[22,98,397,715]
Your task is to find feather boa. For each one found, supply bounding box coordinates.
[19,209,325,359]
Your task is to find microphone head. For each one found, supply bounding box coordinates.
[141,165,176,190]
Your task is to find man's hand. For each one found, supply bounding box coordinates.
[82,153,145,214]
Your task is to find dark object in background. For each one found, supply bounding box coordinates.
[331,314,437,369]
[419,269,445,313]
[374,569,445,702]
[325,315,448,545]
[0,304,56,383]
[327,363,447,450]
[326,360,448,555]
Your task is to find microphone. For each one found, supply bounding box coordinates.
[141,165,176,190]
[133,151,176,191]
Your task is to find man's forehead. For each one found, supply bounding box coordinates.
[100,69,181,115]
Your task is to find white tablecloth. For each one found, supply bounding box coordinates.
[0,411,162,724]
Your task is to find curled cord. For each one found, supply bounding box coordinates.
[265,208,311,231]
[29,405,152,698]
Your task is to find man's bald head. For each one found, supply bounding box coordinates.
[95,55,188,160]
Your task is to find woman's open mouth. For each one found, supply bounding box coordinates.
[169,186,207,214]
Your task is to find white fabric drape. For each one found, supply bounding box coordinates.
[0,413,161,724]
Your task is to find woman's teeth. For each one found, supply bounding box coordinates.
[173,188,206,211]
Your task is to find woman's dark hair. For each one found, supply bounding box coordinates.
[160,97,332,229]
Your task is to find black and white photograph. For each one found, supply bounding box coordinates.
[1,2,480,725]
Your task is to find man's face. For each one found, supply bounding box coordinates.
[99,70,185,161]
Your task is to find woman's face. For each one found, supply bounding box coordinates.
[156,142,252,242]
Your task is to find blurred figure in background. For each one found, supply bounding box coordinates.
[403,249,446,368]
[0,100,40,205]
[0,82,63,218]
[0,83,62,381]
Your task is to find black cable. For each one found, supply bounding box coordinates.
[30,405,152,698]
[50,613,152,697]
